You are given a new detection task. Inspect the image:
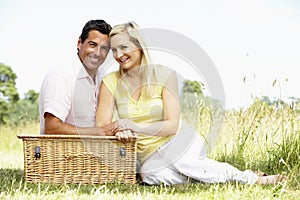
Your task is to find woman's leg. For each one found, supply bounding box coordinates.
[173,156,258,184]
[140,122,259,185]
[139,122,204,185]
[167,126,259,184]
[140,160,188,185]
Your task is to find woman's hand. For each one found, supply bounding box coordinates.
[100,119,138,136]
[99,122,119,136]
[114,118,139,133]
[115,130,137,143]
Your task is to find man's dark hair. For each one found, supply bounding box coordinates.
[79,19,112,43]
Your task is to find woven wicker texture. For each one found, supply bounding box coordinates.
[17,135,137,184]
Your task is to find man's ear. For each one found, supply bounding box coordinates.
[77,38,82,51]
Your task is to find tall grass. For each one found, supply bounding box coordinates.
[182,95,300,189]
[0,122,39,168]
[0,100,299,199]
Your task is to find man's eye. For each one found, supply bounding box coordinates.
[101,47,109,52]
[120,46,127,50]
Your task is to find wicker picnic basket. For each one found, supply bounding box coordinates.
[17,134,137,184]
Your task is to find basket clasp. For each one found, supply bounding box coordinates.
[35,146,41,159]
[120,147,126,157]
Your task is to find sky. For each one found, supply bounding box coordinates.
[0,0,300,109]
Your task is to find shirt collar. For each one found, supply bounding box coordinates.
[72,54,104,83]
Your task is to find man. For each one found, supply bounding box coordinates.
[39,19,112,135]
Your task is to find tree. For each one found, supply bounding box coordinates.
[0,63,19,102]
[7,89,40,126]
[260,96,272,105]
[182,80,204,95]
[0,63,19,124]
[0,63,40,126]
[7,96,39,126]
[24,89,39,104]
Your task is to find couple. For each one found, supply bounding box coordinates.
[39,19,283,185]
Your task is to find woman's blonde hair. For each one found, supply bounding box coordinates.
[109,21,157,97]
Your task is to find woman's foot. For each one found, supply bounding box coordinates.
[254,171,268,177]
[256,174,286,185]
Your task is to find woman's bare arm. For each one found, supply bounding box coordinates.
[95,82,116,135]
[115,71,180,136]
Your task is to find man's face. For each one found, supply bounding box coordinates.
[77,30,110,77]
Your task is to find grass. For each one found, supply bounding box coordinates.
[0,166,297,200]
[1,98,300,199]
[0,175,296,200]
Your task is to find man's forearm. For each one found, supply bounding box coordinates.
[45,122,105,135]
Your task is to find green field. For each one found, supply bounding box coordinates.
[0,100,299,199]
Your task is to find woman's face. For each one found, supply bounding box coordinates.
[110,33,142,71]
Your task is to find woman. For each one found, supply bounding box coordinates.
[96,21,283,185]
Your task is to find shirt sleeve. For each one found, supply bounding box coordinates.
[39,70,72,122]
[155,65,175,86]
[102,72,118,95]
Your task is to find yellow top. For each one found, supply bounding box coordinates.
[103,66,175,163]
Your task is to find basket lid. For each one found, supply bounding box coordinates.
[17,134,137,141]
